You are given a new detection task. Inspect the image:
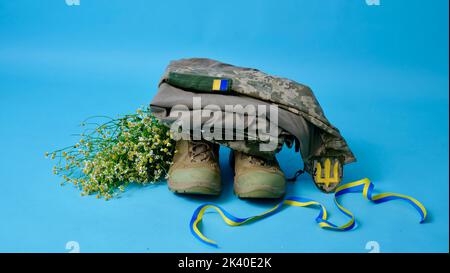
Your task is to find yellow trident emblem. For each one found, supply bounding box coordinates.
[314,158,341,187]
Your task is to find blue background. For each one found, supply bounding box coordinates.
[0,0,448,253]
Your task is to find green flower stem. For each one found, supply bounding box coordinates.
[47,107,175,200]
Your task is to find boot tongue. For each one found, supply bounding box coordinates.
[190,141,213,163]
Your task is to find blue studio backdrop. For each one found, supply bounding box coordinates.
[0,0,448,252]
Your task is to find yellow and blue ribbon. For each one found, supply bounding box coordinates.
[189,178,427,247]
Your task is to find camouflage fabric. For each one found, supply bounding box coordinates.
[158,58,356,167]
[150,104,289,159]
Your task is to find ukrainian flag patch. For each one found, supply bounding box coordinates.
[166,72,232,93]
[212,79,230,91]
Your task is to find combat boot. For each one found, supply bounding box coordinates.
[231,150,285,198]
[168,140,221,195]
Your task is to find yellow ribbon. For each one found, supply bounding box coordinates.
[190,178,427,247]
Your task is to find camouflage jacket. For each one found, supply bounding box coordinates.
[156,58,356,167]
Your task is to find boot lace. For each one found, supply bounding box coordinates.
[189,141,215,163]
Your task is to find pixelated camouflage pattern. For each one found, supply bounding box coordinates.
[149,108,286,160]
[159,58,356,166]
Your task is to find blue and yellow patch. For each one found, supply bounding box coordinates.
[212,79,230,91]
[166,72,232,93]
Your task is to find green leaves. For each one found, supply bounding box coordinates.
[47,107,175,200]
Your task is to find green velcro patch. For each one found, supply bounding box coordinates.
[167,72,233,93]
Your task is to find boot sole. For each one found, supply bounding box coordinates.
[234,184,284,199]
[235,190,284,199]
[168,180,221,196]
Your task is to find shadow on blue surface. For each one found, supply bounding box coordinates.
[0,0,447,252]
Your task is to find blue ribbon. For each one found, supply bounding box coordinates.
[189,178,427,247]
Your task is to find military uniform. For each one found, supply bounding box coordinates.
[151,58,356,194]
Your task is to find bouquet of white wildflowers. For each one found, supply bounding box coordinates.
[47,107,175,200]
